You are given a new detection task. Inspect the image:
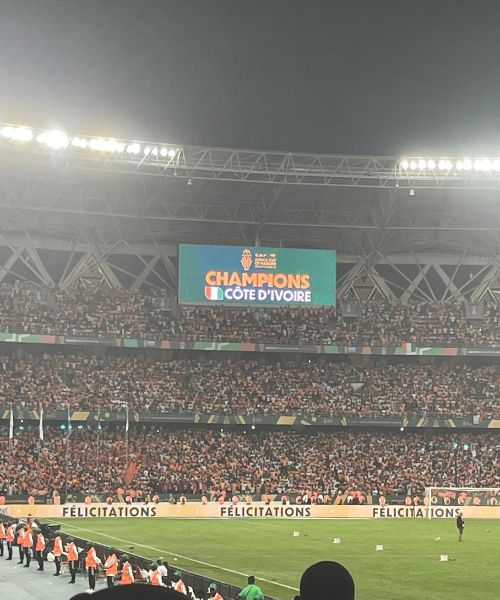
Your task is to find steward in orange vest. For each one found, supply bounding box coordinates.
[22,525,34,568]
[5,523,15,560]
[16,527,26,565]
[210,583,224,600]
[105,549,118,588]
[0,521,5,557]
[67,537,79,584]
[85,544,99,592]
[149,563,165,586]
[52,533,64,576]
[174,570,187,595]
[120,554,134,585]
[35,531,46,571]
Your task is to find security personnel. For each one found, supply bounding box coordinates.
[53,531,63,576]
[85,543,99,592]
[22,525,34,568]
[67,537,79,584]
[210,583,224,600]
[35,529,46,571]
[120,554,134,585]
[16,526,25,564]
[150,563,165,586]
[0,521,5,557]
[5,523,15,560]
[173,570,187,595]
[104,548,118,588]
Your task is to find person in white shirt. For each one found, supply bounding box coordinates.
[157,558,169,584]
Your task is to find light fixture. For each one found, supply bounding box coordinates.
[36,130,69,149]
[159,147,168,157]
[72,137,88,149]
[1,126,33,142]
[400,159,409,170]
[409,188,415,196]
[126,143,141,154]
[168,148,176,158]
[89,138,106,151]
[418,159,426,170]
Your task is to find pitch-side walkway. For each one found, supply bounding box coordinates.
[0,555,107,599]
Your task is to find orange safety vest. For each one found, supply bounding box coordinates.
[53,536,63,557]
[213,593,224,600]
[17,530,25,545]
[150,570,163,586]
[121,561,134,584]
[105,554,118,576]
[0,523,5,539]
[175,579,186,594]
[6,526,15,542]
[68,542,79,562]
[23,531,33,548]
[86,547,98,569]
[35,534,45,552]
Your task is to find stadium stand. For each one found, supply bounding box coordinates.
[1,428,499,501]
[0,282,499,346]
[0,352,498,417]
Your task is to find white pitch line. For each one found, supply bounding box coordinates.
[55,522,299,592]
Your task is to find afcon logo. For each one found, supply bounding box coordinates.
[241,248,253,271]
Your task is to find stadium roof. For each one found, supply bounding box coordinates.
[0,129,499,302]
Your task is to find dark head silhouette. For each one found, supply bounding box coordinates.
[300,561,355,600]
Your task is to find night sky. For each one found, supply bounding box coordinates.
[3,0,500,155]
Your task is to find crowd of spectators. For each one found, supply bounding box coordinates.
[0,281,498,346]
[0,353,498,417]
[0,428,498,499]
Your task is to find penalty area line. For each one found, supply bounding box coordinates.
[51,521,298,592]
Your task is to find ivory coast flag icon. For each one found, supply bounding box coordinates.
[205,286,223,301]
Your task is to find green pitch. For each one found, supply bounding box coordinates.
[55,518,500,600]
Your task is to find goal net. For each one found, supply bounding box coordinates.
[424,487,500,518]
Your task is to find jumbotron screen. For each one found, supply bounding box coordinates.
[178,244,336,307]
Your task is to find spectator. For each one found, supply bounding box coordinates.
[238,576,264,600]
[300,561,355,600]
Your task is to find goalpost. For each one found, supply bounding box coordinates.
[424,487,500,519]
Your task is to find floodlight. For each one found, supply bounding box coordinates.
[103,139,118,152]
[151,146,158,156]
[426,159,436,169]
[418,159,426,170]
[400,159,409,170]
[463,159,472,170]
[126,143,141,154]
[455,161,463,171]
[438,159,452,171]
[409,160,418,170]
[36,130,69,149]
[492,160,500,171]
[168,148,176,158]
[160,147,168,157]
[89,138,106,151]
[1,126,33,142]
[144,146,151,155]
[72,137,89,149]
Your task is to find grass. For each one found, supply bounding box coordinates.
[54,517,500,600]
